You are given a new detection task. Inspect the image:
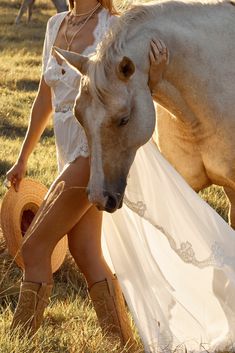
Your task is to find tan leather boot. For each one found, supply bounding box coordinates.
[11,281,53,336]
[89,277,137,351]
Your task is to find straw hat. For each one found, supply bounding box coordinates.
[0,178,68,273]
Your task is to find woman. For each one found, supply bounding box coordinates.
[7,0,142,349]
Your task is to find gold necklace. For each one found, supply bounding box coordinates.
[72,3,99,17]
[64,3,101,51]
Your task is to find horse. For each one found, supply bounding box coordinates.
[15,0,68,24]
[54,0,235,226]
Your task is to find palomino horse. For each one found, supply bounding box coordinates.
[15,0,67,24]
[54,0,235,225]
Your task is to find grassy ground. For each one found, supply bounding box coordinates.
[0,0,231,352]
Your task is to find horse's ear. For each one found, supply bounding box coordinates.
[52,47,89,75]
[117,56,135,81]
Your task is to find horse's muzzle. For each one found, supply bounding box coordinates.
[87,188,124,213]
[102,191,124,213]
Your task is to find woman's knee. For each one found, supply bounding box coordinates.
[21,237,51,268]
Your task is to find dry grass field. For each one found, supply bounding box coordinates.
[0,0,231,352]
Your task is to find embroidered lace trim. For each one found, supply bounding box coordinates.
[124,196,235,269]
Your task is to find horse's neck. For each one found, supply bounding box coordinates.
[124,0,234,125]
[124,1,230,67]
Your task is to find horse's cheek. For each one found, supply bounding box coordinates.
[131,92,156,145]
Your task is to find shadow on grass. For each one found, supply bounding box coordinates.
[42,127,54,139]
[0,121,27,139]
[0,120,53,140]
[0,160,12,177]
[16,79,39,92]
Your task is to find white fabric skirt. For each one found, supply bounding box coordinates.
[102,139,235,353]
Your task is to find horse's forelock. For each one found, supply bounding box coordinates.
[87,58,112,105]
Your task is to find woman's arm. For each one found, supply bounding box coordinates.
[148,39,169,98]
[6,76,52,191]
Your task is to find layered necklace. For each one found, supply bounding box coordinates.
[64,2,101,51]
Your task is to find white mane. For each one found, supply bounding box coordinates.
[87,0,234,103]
[96,0,228,63]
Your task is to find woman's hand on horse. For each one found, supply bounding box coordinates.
[148,39,169,95]
[6,159,27,192]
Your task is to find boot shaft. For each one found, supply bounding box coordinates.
[11,281,53,335]
[89,277,136,350]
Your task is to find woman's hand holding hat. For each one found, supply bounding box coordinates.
[6,160,27,192]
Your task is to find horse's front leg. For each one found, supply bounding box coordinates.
[27,0,36,22]
[15,0,34,24]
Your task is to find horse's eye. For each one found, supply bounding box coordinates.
[118,116,129,127]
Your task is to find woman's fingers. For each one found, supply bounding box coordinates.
[149,49,155,64]
[6,163,26,192]
[149,39,169,94]
[150,39,169,64]
[6,173,20,192]
[150,41,160,62]
[13,176,21,192]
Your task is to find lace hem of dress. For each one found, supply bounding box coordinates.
[58,146,89,173]
[67,146,90,164]
[123,195,235,270]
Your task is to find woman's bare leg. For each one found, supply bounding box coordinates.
[16,157,135,346]
[68,205,114,288]
[22,156,92,284]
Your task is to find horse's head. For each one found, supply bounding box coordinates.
[54,47,155,212]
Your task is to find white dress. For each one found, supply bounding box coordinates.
[43,10,235,353]
[43,9,113,172]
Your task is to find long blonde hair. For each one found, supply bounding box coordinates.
[68,0,119,14]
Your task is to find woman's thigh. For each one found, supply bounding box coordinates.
[51,155,90,190]
[23,156,93,255]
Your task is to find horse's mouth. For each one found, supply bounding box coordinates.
[96,193,124,213]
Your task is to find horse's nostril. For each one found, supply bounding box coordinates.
[103,191,118,211]
[106,195,117,211]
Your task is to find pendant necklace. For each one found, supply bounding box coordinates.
[64,3,101,51]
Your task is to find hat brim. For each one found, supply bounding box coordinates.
[0,178,67,273]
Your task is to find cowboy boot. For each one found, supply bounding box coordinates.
[89,277,137,351]
[11,281,53,335]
